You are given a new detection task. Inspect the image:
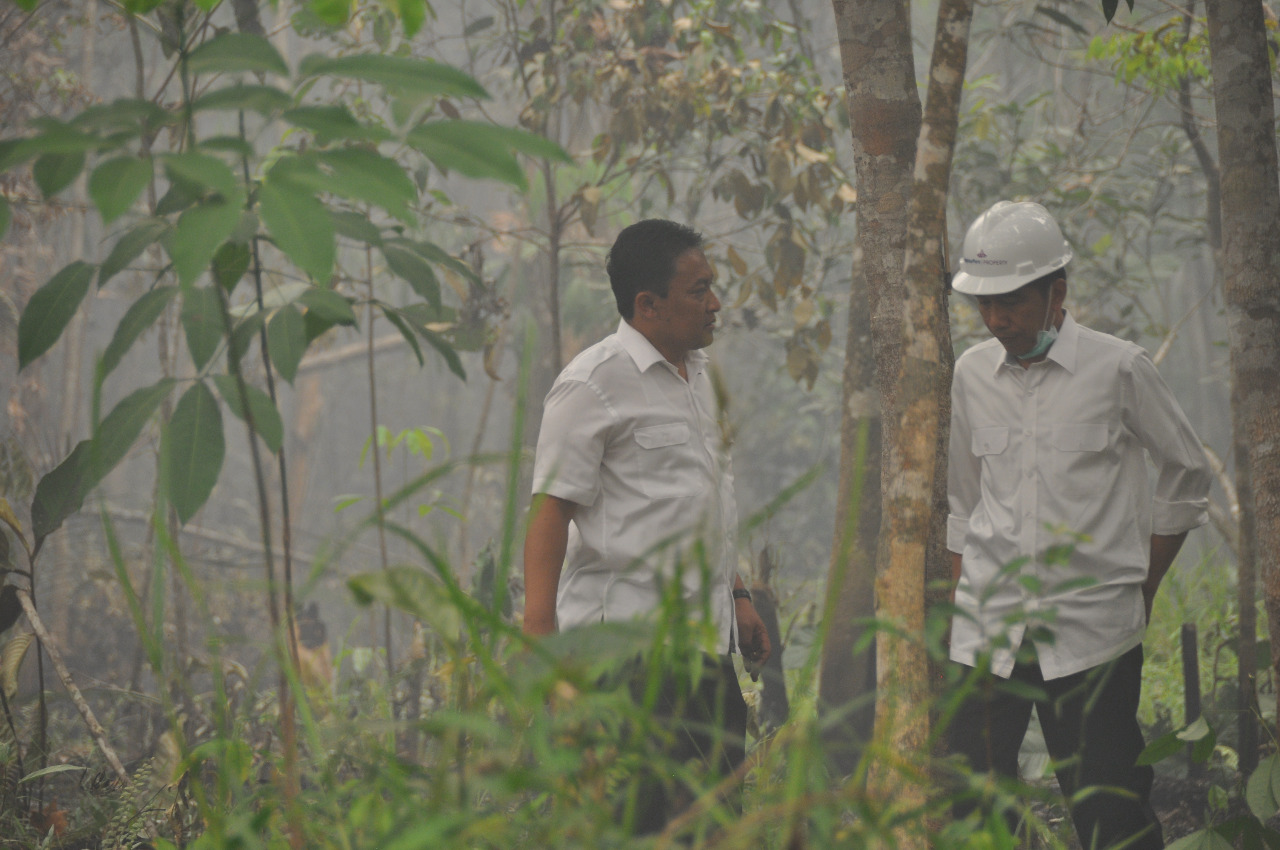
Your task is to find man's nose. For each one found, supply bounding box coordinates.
[709,290,721,312]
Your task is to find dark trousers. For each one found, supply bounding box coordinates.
[947,645,1163,850]
[623,652,748,836]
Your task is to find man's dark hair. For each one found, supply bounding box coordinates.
[607,219,705,319]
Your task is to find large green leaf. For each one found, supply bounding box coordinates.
[211,375,283,454]
[30,440,93,543]
[31,378,174,541]
[382,240,441,308]
[376,303,425,366]
[17,261,96,370]
[266,304,308,383]
[89,156,153,224]
[167,198,242,286]
[229,311,265,366]
[33,151,85,198]
[258,177,334,284]
[418,326,465,380]
[72,98,173,135]
[0,196,9,239]
[211,241,251,292]
[192,84,292,116]
[298,288,357,327]
[283,106,393,145]
[314,148,417,222]
[332,210,383,244]
[298,54,488,99]
[1247,754,1280,820]
[163,381,224,525]
[100,218,170,286]
[1165,830,1235,850]
[181,286,225,371]
[93,379,176,486]
[348,566,462,641]
[160,152,240,200]
[406,122,527,189]
[100,286,178,379]
[187,32,289,78]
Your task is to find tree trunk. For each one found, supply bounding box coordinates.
[869,0,970,829]
[820,0,919,779]
[1203,0,1280,743]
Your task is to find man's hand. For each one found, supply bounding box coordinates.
[735,597,771,681]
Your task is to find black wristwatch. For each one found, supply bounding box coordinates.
[732,588,752,602]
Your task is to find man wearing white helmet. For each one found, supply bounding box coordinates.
[945,201,1211,848]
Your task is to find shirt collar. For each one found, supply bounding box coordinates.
[993,310,1080,376]
[616,318,708,375]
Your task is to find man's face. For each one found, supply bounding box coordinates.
[650,248,721,354]
[975,280,1060,359]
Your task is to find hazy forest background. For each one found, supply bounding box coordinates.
[0,0,1277,847]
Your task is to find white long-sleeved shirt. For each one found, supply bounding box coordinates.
[948,312,1211,679]
[530,320,738,653]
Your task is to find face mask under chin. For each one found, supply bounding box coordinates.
[1016,295,1059,361]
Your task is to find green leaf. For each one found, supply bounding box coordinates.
[181,286,225,371]
[1165,829,1235,850]
[187,32,289,78]
[283,106,393,145]
[72,98,173,135]
[383,241,441,308]
[212,375,283,454]
[192,84,292,115]
[298,288,357,327]
[308,0,350,26]
[258,178,334,284]
[396,0,427,37]
[32,379,174,541]
[160,153,240,200]
[0,196,10,239]
[93,379,175,484]
[167,198,242,286]
[314,148,417,222]
[266,304,308,383]
[332,211,383,244]
[20,764,88,784]
[1247,754,1280,820]
[1102,0,1120,21]
[100,218,170,286]
[197,136,256,159]
[31,441,93,543]
[16,120,102,156]
[211,241,251,293]
[418,326,465,380]
[89,156,152,224]
[229,311,264,366]
[163,381,224,525]
[33,151,85,198]
[406,122,525,189]
[298,54,488,99]
[348,566,462,640]
[377,303,425,366]
[18,261,96,370]
[100,286,178,379]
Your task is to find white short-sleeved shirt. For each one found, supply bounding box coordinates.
[948,312,1211,679]
[531,320,738,652]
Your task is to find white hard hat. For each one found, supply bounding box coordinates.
[951,201,1073,296]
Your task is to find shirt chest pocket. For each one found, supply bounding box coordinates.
[634,422,703,500]
[971,426,1017,502]
[1050,423,1110,499]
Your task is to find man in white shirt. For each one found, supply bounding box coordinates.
[946,201,1211,849]
[524,219,771,835]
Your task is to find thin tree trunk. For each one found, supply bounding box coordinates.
[821,0,919,779]
[1203,0,1280,743]
[869,0,970,831]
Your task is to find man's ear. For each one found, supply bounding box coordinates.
[1051,276,1068,310]
[634,290,658,319]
